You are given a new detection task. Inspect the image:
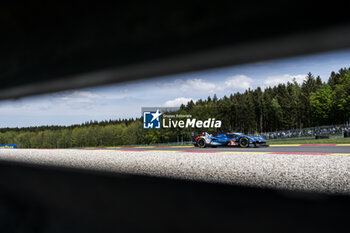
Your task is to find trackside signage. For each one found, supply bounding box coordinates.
[0,144,17,149]
[142,107,222,129]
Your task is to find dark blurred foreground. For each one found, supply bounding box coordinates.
[1,1,350,232]
[0,160,349,233]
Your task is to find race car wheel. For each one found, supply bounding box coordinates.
[239,137,249,148]
[197,138,207,148]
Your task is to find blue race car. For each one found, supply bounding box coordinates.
[193,132,268,148]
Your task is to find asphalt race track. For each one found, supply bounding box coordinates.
[1,145,350,194]
[112,145,350,155]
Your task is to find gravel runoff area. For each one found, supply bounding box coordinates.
[1,149,350,194]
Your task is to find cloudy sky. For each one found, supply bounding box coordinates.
[1,49,350,128]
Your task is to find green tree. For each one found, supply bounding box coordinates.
[300,72,322,127]
[333,71,350,123]
[310,84,333,125]
[271,98,283,130]
[57,129,72,148]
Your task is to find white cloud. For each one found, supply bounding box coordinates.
[55,91,101,104]
[180,78,218,94]
[0,99,52,115]
[156,79,184,88]
[262,74,306,88]
[163,97,196,107]
[157,76,255,96]
[102,93,132,100]
[224,75,253,91]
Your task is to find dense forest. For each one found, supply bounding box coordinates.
[1,68,350,148]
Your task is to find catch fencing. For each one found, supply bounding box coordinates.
[260,124,350,140]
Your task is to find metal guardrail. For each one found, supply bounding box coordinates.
[261,124,350,140]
